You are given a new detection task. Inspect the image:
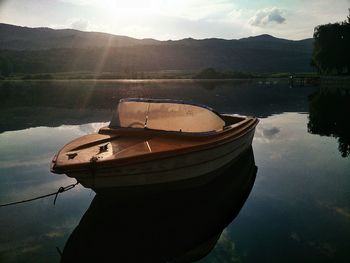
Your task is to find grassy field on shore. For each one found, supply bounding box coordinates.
[1,70,320,81]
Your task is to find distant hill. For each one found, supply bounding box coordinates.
[0,23,314,74]
[0,23,160,50]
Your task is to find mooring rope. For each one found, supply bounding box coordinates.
[0,181,79,208]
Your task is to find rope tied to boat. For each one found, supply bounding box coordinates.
[0,181,79,208]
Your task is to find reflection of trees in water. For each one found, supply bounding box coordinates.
[197,81,225,91]
[197,80,249,91]
[308,88,350,157]
[1,80,316,132]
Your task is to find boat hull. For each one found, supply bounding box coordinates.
[67,127,256,191]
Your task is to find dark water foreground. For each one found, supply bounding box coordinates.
[0,79,349,262]
[61,148,257,262]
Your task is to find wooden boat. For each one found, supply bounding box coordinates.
[50,98,259,191]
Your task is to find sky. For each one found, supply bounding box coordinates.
[0,0,349,40]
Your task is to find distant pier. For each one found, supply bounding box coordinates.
[289,75,320,87]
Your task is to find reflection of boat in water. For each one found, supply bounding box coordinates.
[61,147,257,262]
[51,98,258,191]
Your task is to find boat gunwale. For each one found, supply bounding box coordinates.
[70,135,251,179]
[52,116,258,174]
[100,114,250,139]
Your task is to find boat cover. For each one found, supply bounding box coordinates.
[109,99,225,132]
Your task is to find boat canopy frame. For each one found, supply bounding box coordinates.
[109,98,226,133]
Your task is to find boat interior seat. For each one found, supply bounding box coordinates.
[221,115,246,127]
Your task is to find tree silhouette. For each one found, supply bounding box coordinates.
[311,10,350,75]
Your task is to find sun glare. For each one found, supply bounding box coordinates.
[99,0,157,18]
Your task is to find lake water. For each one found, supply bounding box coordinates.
[0,79,349,262]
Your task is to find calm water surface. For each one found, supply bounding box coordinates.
[0,80,349,262]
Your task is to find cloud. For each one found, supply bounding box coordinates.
[71,19,89,30]
[250,7,286,27]
[262,127,280,139]
[254,125,283,145]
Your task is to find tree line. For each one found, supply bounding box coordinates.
[312,10,350,75]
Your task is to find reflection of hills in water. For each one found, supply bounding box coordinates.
[61,148,257,263]
[0,80,316,133]
[308,87,350,158]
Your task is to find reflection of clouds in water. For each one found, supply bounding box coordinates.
[56,122,107,134]
[0,176,93,260]
[4,177,87,201]
[268,152,283,160]
[200,229,240,263]
[0,122,115,261]
[318,201,350,221]
[1,215,83,261]
[289,231,336,257]
[0,156,51,169]
[308,241,337,257]
[263,127,280,139]
[290,233,301,242]
[20,245,42,253]
[0,166,90,206]
[45,231,65,238]
[254,126,280,143]
[44,218,84,240]
[57,122,108,134]
[334,207,350,220]
[0,123,108,169]
[77,122,108,134]
[253,114,308,145]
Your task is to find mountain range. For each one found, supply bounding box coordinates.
[0,23,314,74]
